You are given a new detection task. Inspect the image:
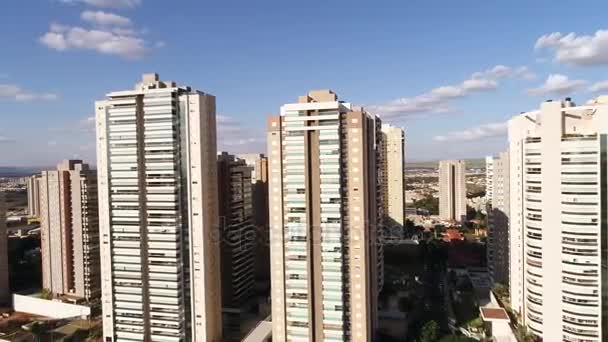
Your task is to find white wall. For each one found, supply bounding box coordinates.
[13,294,90,319]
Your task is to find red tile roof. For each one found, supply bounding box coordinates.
[480,307,509,321]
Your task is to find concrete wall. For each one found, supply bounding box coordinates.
[13,294,90,319]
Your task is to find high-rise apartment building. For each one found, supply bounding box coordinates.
[487,152,509,286]
[439,160,466,221]
[95,74,222,342]
[236,154,269,229]
[217,152,255,340]
[236,153,270,284]
[38,160,100,301]
[267,90,382,342]
[379,124,405,228]
[508,97,608,341]
[485,156,494,202]
[0,193,10,303]
[27,175,41,217]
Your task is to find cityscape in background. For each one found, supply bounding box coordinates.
[2,2,608,342]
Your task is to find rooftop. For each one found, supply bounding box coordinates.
[480,307,509,321]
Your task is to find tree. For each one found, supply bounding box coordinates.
[515,324,534,342]
[466,316,484,332]
[413,196,439,215]
[493,282,509,302]
[40,288,53,300]
[86,326,103,342]
[438,335,476,342]
[29,322,48,342]
[418,320,439,342]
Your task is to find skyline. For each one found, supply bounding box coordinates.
[3,0,608,166]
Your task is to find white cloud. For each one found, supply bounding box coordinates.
[81,10,131,26]
[78,116,96,133]
[371,65,534,118]
[60,0,141,9]
[51,115,96,134]
[535,30,608,66]
[0,83,59,102]
[40,22,147,59]
[527,74,587,96]
[433,121,508,142]
[217,115,265,152]
[589,80,608,93]
[0,136,14,143]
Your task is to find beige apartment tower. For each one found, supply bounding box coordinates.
[217,152,255,341]
[379,124,405,228]
[236,153,270,283]
[38,160,100,301]
[96,74,222,342]
[439,160,466,221]
[0,193,10,303]
[236,153,269,227]
[27,175,41,217]
[268,90,382,342]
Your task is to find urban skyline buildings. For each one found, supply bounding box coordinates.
[379,124,406,229]
[95,74,222,341]
[508,96,608,342]
[438,160,467,222]
[38,159,100,301]
[267,90,382,342]
[16,70,608,342]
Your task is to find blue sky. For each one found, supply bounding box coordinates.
[2,0,608,166]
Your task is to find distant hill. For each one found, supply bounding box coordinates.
[0,167,47,177]
[406,158,486,169]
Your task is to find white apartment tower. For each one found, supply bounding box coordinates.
[267,90,383,342]
[379,124,406,228]
[508,96,608,342]
[487,153,510,286]
[95,74,222,342]
[485,156,494,202]
[439,160,466,222]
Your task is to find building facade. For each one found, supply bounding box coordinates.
[236,153,270,285]
[38,160,100,301]
[267,90,382,342]
[487,152,509,286]
[439,160,466,222]
[217,152,256,340]
[379,124,405,229]
[27,175,41,218]
[508,97,608,341]
[485,156,494,203]
[95,74,222,342]
[0,192,10,303]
